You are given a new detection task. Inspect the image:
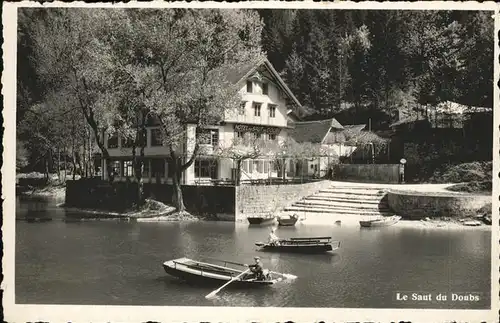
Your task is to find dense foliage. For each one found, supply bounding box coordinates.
[259,10,494,126]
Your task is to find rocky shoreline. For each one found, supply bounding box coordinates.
[17,183,492,227]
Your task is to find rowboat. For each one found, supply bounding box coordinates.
[277,214,299,226]
[162,257,281,287]
[247,215,276,225]
[359,215,401,228]
[255,237,340,253]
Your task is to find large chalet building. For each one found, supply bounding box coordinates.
[99,58,326,185]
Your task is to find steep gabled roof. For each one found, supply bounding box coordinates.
[221,57,304,119]
[289,118,344,144]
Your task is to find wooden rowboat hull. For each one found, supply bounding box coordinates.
[247,217,275,225]
[256,238,340,254]
[359,216,401,228]
[277,217,298,226]
[256,243,333,253]
[163,258,276,288]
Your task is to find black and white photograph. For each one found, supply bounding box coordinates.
[3,2,499,322]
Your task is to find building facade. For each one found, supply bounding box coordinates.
[99,58,304,185]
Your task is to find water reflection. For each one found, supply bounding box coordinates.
[15,197,491,308]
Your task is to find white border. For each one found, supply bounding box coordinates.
[3,2,499,322]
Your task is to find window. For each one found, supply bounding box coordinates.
[242,160,249,173]
[236,131,244,139]
[239,102,246,115]
[151,129,163,146]
[142,160,150,178]
[122,160,133,177]
[122,136,134,148]
[111,160,120,176]
[108,134,118,149]
[253,103,261,117]
[264,161,269,173]
[269,104,277,118]
[151,159,165,178]
[262,83,269,95]
[246,81,253,93]
[254,132,262,140]
[253,160,264,173]
[197,128,219,146]
[195,159,218,179]
[268,133,276,140]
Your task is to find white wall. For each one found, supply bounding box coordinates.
[224,78,289,128]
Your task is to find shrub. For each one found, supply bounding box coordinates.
[431,161,492,183]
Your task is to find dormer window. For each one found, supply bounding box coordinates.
[262,83,269,95]
[253,103,261,117]
[246,81,253,93]
[239,102,246,115]
[268,104,277,118]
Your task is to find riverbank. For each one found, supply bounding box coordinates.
[17,184,66,200]
[285,212,492,230]
[61,199,201,222]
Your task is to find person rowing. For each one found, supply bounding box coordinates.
[244,256,268,281]
[268,227,280,246]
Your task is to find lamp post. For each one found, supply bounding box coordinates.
[399,158,406,184]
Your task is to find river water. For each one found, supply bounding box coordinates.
[15,196,491,308]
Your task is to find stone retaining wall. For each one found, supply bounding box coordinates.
[235,180,332,222]
[387,190,491,219]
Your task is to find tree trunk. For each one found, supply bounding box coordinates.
[170,155,186,212]
[172,168,185,212]
[79,103,113,183]
[71,150,77,181]
[63,148,67,182]
[281,158,286,182]
[235,159,242,186]
[169,143,200,212]
[44,153,50,180]
[57,146,61,181]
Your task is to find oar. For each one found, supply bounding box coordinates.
[204,257,297,280]
[205,268,250,299]
[269,271,297,280]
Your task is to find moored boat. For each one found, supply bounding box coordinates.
[247,215,276,225]
[359,215,401,228]
[277,214,299,226]
[255,237,340,253]
[163,257,282,287]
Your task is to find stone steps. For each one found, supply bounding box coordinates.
[285,206,392,216]
[285,185,391,216]
[304,196,385,204]
[294,200,389,210]
[318,189,387,196]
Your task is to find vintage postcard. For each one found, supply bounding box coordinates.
[3,1,499,322]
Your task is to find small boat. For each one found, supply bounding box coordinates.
[163,257,282,287]
[255,237,340,253]
[359,215,401,228]
[247,215,276,225]
[463,220,482,227]
[277,214,299,226]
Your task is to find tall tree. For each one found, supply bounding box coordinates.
[104,9,264,211]
[26,8,123,182]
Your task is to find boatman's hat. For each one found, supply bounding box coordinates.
[254,256,260,260]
